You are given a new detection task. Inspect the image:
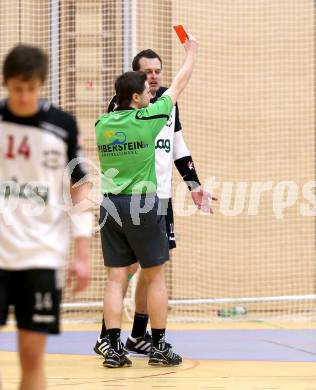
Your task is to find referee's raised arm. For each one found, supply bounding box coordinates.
[164,33,199,104]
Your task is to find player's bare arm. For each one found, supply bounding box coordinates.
[164,34,199,104]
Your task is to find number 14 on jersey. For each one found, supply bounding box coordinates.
[5,135,31,159]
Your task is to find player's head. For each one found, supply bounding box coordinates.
[132,49,162,96]
[2,44,48,116]
[115,71,151,110]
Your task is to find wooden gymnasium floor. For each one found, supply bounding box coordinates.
[1,322,316,390]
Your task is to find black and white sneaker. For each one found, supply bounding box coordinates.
[125,331,152,356]
[94,336,110,357]
[94,336,129,358]
[148,342,182,366]
[103,342,132,368]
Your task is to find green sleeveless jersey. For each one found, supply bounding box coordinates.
[95,95,173,195]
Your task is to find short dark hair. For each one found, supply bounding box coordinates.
[2,44,48,84]
[132,49,162,71]
[115,71,147,108]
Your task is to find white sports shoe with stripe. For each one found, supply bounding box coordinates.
[125,332,152,356]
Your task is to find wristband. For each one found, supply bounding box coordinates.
[71,212,93,238]
[174,156,201,191]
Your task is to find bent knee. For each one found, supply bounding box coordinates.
[107,267,129,284]
[141,264,165,282]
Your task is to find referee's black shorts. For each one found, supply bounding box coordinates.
[100,194,169,268]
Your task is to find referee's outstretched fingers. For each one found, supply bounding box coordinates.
[206,191,218,202]
[191,186,216,214]
[201,189,218,214]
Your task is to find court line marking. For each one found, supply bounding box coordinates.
[264,340,316,358]
[42,359,200,387]
[103,359,200,383]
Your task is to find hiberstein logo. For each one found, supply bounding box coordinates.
[98,130,149,156]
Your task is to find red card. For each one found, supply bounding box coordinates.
[173,25,188,44]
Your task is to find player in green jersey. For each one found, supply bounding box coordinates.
[95,33,198,368]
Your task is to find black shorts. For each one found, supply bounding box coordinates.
[0,268,61,334]
[158,198,176,250]
[100,194,169,268]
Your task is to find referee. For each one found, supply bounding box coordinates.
[94,48,214,359]
[95,33,199,368]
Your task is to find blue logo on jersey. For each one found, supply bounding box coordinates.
[104,130,126,145]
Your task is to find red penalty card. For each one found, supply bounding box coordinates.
[173,25,188,44]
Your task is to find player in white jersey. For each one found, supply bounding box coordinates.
[0,45,91,390]
[94,49,215,357]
